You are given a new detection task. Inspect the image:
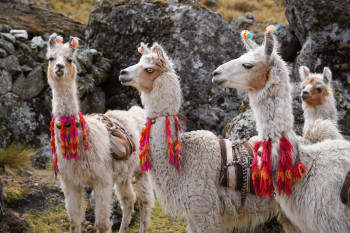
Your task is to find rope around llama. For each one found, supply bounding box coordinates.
[50,112,89,176]
[251,137,307,198]
[139,114,185,173]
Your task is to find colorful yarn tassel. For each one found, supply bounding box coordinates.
[49,113,90,176]
[79,112,89,150]
[173,116,183,172]
[50,116,59,176]
[139,119,153,172]
[253,137,308,198]
[277,137,293,195]
[165,116,175,165]
[241,30,253,39]
[266,25,278,34]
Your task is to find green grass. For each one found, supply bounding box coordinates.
[126,201,187,233]
[24,204,71,233]
[0,143,35,175]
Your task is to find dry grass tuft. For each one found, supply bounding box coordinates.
[0,143,35,175]
[204,0,287,23]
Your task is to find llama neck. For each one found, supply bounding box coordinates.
[141,71,181,119]
[51,82,80,118]
[303,96,338,129]
[248,73,298,169]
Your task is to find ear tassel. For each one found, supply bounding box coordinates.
[56,36,63,44]
[71,37,79,47]
[266,25,278,34]
[241,30,253,39]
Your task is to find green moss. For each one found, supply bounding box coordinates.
[3,188,23,205]
[24,204,70,233]
[340,63,349,70]
[126,201,187,233]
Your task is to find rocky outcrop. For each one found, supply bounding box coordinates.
[86,0,245,134]
[0,0,85,38]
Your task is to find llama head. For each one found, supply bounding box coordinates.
[300,66,332,106]
[119,42,173,93]
[212,30,282,92]
[46,33,79,88]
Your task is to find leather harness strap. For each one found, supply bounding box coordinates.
[341,172,350,205]
[219,139,228,187]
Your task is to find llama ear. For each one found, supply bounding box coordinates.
[322,67,332,84]
[241,30,257,51]
[264,31,275,58]
[48,33,59,50]
[151,43,168,68]
[299,66,310,81]
[69,36,79,54]
[138,42,151,55]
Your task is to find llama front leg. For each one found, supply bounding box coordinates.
[278,211,301,233]
[61,179,85,233]
[134,172,154,233]
[94,182,113,233]
[115,179,136,233]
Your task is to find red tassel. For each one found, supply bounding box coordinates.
[252,142,261,196]
[277,137,293,195]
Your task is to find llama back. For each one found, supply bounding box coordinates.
[303,119,344,143]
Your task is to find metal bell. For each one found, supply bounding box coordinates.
[75,121,80,127]
[56,121,62,129]
[151,119,156,124]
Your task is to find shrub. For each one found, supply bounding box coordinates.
[0,143,35,175]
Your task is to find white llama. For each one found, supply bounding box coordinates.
[213,29,350,233]
[46,34,153,233]
[118,42,301,233]
[299,66,343,142]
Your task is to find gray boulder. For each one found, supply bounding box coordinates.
[0,55,21,74]
[1,33,16,44]
[0,38,15,55]
[86,0,245,134]
[0,70,12,95]
[10,29,28,41]
[33,144,51,169]
[12,67,44,99]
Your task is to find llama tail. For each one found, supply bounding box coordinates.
[303,119,343,143]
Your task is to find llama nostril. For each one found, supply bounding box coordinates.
[120,70,128,75]
[213,71,220,77]
[56,63,64,69]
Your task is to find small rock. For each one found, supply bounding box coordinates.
[83,221,90,227]
[231,16,255,30]
[10,29,28,41]
[33,144,51,169]
[23,180,29,183]
[87,225,93,231]
[34,183,39,186]
[0,48,6,58]
[1,33,16,44]
[25,170,33,176]
[30,36,45,49]
[17,41,32,55]
[245,12,255,21]
[0,25,11,33]
[0,70,12,95]
[21,65,33,73]
[0,55,21,74]
[54,183,60,188]
[203,0,217,7]
[76,50,93,70]
[0,38,15,55]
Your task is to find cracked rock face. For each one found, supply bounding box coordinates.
[86,0,245,135]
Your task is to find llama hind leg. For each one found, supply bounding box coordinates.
[115,178,136,233]
[94,182,113,233]
[134,171,154,233]
[61,179,85,233]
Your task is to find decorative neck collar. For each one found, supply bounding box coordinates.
[139,113,185,173]
[50,112,89,176]
[251,136,307,198]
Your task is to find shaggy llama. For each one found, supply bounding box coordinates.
[299,66,343,142]
[212,29,350,233]
[46,34,153,233]
[118,42,302,233]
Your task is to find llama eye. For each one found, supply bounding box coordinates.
[242,63,253,69]
[145,68,154,73]
[48,57,54,62]
[67,58,73,63]
[316,87,323,92]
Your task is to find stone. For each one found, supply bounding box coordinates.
[12,67,44,99]
[86,0,245,135]
[0,55,21,74]
[245,12,255,21]
[0,38,15,54]
[30,36,45,49]
[81,87,106,114]
[0,48,6,58]
[223,108,257,140]
[275,24,301,62]
[33,145,51,169]
[0,70,12,95]
[230,16,255,30]
[10,29,28,41]
[1,33,16,44]
[21,65,33,73]
[76,50,93,71]
[0,24,11,33]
